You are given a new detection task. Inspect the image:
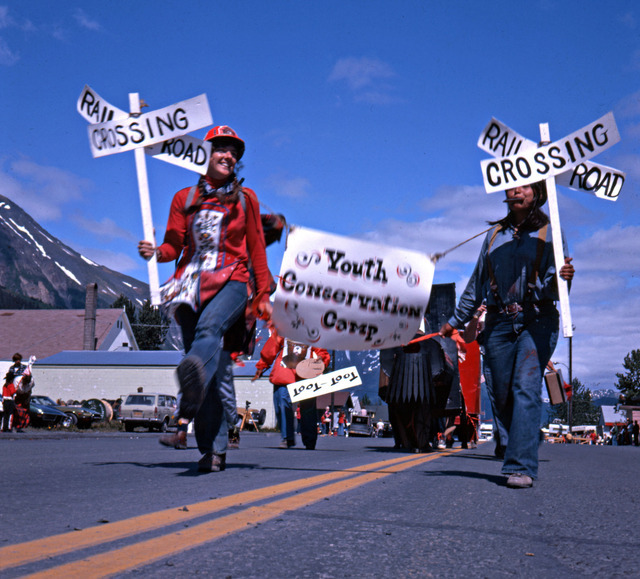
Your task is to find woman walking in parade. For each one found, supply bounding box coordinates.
[139,125,273,473]
[440,181,574,488]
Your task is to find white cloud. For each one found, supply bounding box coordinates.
[0,36,18,65]
[73,8,101,31]
[574,224,640,272]
[267,174,312,199]
[70,215,136,242]
[0,6,11,28]
[615,89,640,118]
[73,245,140,274]
[0,157,92,221]
[329,56,399,104]
[619,11,637,29]
[329,57,395,90]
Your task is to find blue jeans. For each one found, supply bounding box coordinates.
[176,281,247,454]
[484,305,559,479]
[273,385,294,442]
[299,398,318,448]
[482,361,508,451]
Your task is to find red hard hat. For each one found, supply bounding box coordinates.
[204,125,245,160]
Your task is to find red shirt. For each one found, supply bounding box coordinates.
[2,382,16,399]
[157,184,271,311]
[256,331,331,386]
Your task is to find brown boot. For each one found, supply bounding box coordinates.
[159,431,187,449]
[228,427,240,450]
[198,452,226,473]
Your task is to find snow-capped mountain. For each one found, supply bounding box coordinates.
[0,194,149,309]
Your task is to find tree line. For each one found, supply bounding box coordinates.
[110,295,170,351]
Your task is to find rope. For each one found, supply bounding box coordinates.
[430,226,493,263]
[406,332,441,345]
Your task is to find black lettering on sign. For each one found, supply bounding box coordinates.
[548,146,566,170]
[500,159,516,184]
[324,249,388,284]
[156,113,174,136]
[79,88,118,123]
[173,108,189,131]
[129,122,145,144]
[486,162,501,187]
[321,310,378,342]
[481,122,524,157]
[592,123,608,147]
[534,152,550,174]
[568,164,624,199]
[574,132,594,158]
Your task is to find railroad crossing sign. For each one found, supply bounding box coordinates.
[77,86,213,304]
[477,113,625,338]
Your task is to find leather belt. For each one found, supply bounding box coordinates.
[487,303,522,315]
[487,300,554,315]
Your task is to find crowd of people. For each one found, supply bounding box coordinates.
[608,420,640,446]
[1,353,33,433]
[132,123,583,490]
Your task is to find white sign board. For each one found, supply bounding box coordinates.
[145,135,212,175]
[480,112,620,193]
[478,117,624,201]
[272,226,435,351]
[477,117,536,158]
[287,366,362,403]
[87,94,212,158]
[77,85,127,124]
[555,160,624,201]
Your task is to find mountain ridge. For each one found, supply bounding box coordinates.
[0,194,149,309]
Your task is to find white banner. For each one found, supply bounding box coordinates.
[480,112,620,193]
[272,227,435,351]
[287,366,362,403]
[478,116,624,201]
[144,135,212,174]
[87,94,212,158]
[77,85,127,124]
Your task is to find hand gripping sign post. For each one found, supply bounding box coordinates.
[77,86,212,304]
[272,226,435,351]
[478,113,625,338]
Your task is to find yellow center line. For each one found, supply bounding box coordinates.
[24,451,453,579]
[1,451,456,571]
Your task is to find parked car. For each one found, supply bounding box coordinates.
[28,401,72,428]
[118,393,178,432]
[348,414,373,437]
[31,395,101,428]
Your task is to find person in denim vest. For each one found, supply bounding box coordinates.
[440,181,574,488]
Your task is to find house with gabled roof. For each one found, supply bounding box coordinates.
[0,308,138,359]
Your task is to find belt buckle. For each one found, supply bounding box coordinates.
[504,303,522,315]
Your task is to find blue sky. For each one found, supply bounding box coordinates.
[1,1,639,390]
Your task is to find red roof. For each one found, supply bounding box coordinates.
[0,309,126,360]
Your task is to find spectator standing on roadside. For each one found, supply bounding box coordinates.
[1,353,24,432]
[338,409,346,436]
[322,407,332,435]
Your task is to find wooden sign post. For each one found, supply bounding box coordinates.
[129,92,160,305]
[77,86,213,305]
[539,122,573,338]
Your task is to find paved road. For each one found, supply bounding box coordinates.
[0,429,637,578]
